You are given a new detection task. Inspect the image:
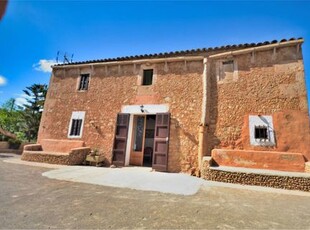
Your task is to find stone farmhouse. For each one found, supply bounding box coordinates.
[22,38,310,176]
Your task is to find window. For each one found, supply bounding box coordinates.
[220,60,234,81]
[133,116,145,151]
[249,115,275,146]
[70,119,83,136]
[68,111,85,138]
[142,69,153,85]
[78,74,90,90]
[217,59,238,82]
[222,60,234,71]
[254,126,268,139]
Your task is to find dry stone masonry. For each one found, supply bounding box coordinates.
[22,38,309,185]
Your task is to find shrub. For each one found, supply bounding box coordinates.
[8,138,21,149]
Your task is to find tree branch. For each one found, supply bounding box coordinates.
[0,126,17,139]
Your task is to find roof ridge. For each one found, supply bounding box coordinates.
[55,37,303,67]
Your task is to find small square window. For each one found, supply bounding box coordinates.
[78,74,90,90]
[219,60,234,81]
[254,126,268,139]
[142,69,153,86]
[249,115,275,146]
[222,60,234,72]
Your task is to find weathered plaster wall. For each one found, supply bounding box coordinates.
[38,61,203,173]
[211,149,306,172]
[39,43,309,173]
[206,45,310,161]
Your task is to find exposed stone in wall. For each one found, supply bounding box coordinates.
[22,141,91,165]
[21,150,88,165]
[39,44,309,174]
[206,46,310,160]
[22,151,71,165]
[39,60,203,173]
[201,159,310,192]
[202,168,310,192]
[201,161,310,192]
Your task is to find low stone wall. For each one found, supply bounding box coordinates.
[69,148,91,165]
[202,168,310,192]
[0,149,22,154]
[21,147,90,165]
[201,159,310,192]
[22,151,71,165]
[0,142,32,154]
[0,141,9,149]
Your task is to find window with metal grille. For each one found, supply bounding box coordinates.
[254,126,268,139]
[70,119,83,136]
[78,74,90,90]
[142,69,153,85]
[68,111,85,138]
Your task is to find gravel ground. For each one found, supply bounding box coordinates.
[1,153,310,229]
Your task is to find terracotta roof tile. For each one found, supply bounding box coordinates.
[55,37,303,67]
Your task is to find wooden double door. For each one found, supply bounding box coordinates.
[112,113,170,172]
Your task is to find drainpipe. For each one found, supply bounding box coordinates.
[198,57,208,172]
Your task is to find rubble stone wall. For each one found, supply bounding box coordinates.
[38,43,309,173]
[201,160,310,192]
[38,60,203,173]
[207,45,310,161]
[202,168,310,192]
[21,147,90,165]
[21,151,70,165]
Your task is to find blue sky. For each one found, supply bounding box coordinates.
[0,1,309,109]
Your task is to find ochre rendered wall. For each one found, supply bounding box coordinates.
[38,61,203,173]
[207,45,310,161]
[38,43,310,173]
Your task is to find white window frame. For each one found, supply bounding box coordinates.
[249,115,276,146]
[68,111,86,138]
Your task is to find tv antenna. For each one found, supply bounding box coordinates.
[56,51,74,64]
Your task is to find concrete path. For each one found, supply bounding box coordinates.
[3,153,310,197]
[2,158,310,229]
[42,166,205,195]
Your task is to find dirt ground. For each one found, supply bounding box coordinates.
[1,154,310,229]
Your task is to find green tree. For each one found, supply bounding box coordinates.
[22,84,48,142]
[0,98,23,140]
